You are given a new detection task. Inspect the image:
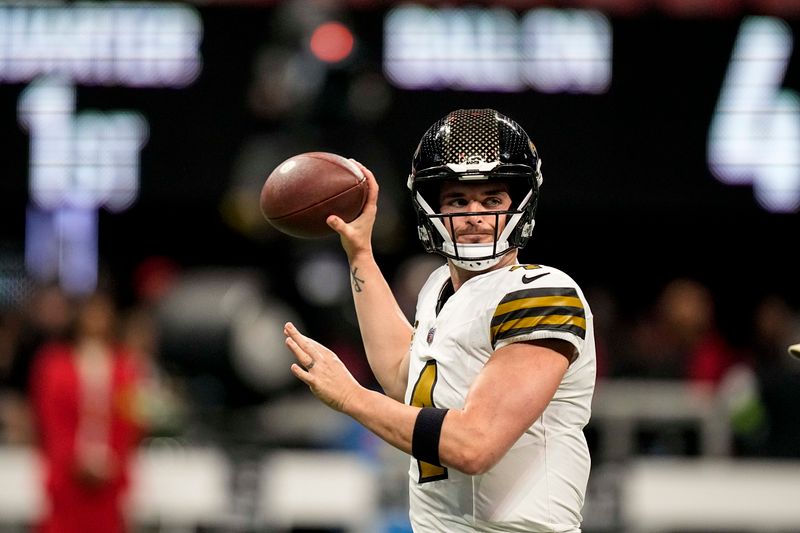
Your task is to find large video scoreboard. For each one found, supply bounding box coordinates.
[0,2,797,310]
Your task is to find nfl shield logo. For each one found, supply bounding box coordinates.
[426,327,436,345]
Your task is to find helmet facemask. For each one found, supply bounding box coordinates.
[410,168,539,271]
[407,109,543,271]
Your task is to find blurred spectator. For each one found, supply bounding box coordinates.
[123,256,188,436]
[1,283,72,445]
[584,285,620,380]
[119,306,187,438]
[29,291,145,533]
[0,307,27,443]
[611,278,740,386]
[0,310,18,382]
[9,283,72,396]
[750,294,800,368]
[738,294,800,457]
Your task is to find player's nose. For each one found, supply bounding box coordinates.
[467,200,490,217]
[463,211,485,225]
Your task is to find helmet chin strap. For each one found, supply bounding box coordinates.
[443,242,508,271]
[452,256,504,271]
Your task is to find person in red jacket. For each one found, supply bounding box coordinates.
[29,291,144,533]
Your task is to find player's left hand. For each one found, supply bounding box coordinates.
[284,322,361,413]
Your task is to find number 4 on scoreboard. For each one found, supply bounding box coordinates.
[707,16,800,213]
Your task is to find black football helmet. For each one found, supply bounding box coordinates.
[407,109,543,271]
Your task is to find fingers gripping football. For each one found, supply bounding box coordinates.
[326,160,380,260]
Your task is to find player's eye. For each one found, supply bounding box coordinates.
[483,196,503,207]
[446,198,468,208]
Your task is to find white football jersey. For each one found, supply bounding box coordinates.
[405,263,595,533]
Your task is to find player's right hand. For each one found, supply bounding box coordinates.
[326,159,379,262]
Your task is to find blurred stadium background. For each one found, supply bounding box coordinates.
[1,0,800,532]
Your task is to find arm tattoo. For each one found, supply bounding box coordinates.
[351,266,366,293]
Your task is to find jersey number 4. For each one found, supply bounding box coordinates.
[409,360,448,483]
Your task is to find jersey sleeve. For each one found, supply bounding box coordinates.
[490,284,588,352]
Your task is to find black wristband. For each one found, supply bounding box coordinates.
[412,407,449,467]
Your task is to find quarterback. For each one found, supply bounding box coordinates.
[284,109,596,532]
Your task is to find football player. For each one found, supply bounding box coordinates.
[284,109,596,532]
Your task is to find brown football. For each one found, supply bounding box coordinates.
[260,152,367,239]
